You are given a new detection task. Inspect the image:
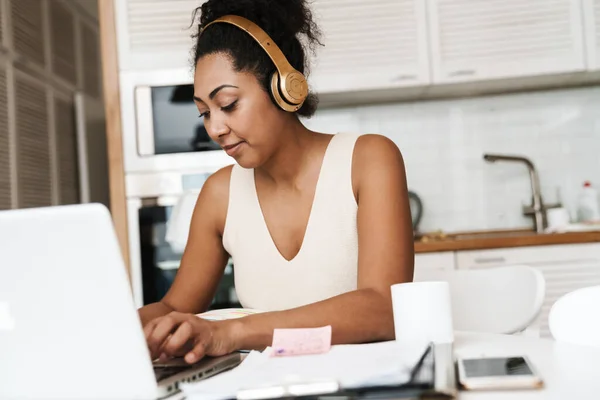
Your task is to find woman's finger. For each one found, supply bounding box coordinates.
[147,313,185,358]
[143,318,160,341]
[162,320,193,357]
[185,341,207,364]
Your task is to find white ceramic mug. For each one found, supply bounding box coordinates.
[546,207,571,230]
[391,281,454,345]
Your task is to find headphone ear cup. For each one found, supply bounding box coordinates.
[270,72,302,113]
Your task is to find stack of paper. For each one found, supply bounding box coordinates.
[182,340,428,400]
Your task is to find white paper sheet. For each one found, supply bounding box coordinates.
[182,340,429,400]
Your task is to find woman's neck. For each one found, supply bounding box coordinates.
[255,118,324,188]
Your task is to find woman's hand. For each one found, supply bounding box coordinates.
[144,311,238,364]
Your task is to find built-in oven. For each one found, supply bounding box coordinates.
[126,177,240,310]
[120,68,237,309]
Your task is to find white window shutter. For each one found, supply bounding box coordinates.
[81,22,101,98]
[15,72,52,208]
[50,0,77,85]
[0,64,10,210]
[10,0,46,67]
[54,94,80,205]
[310,0,430,94]
[116,0,202,71]
[0,0,4,48]
[428,0,586,83]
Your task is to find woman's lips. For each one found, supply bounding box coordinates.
[223,141,244,156]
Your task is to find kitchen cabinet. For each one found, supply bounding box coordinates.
[414,251,456,280]
[115,0,433,85]
[455,243,600,338]
[309,0,431,94]
[583,0,600,70]
[114,0,598,96]
[427,0,587,83]
[114,0,199,71]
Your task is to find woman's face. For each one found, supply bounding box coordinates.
[193,52,286,168]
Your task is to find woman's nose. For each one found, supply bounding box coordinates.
[206,118,230,141]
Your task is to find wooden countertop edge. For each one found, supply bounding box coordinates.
[414,231,600,253]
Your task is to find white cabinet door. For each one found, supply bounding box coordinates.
[310,0,430,94]
[583,0,600,70]
[115,0,201,71]
[456,243,600,338]
[529,257,600,339]
[414,251,456,281]
[427,0,586,83]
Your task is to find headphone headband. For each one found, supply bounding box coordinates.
[201,15,294,77]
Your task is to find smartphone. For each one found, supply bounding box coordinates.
[457,356,544,391]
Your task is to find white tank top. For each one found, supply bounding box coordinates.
[222,133,360,311]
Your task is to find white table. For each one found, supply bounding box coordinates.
[171,332,600,400]
[454,332,600,399]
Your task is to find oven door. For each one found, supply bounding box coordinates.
[127,193,239,310]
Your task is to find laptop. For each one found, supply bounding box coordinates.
[0,203,241,400]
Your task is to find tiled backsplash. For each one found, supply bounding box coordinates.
[302,86,600,233]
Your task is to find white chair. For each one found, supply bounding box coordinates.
[414,265,546,335]
[548,285,600,348]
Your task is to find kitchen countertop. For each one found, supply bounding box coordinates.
[414,228,600,253]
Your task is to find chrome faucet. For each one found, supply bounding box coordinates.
[483,154,561,233]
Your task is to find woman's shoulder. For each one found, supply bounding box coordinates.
[195,165,235,232]
[350,133,406,194]
[353,133,404,170]
[201,164,234,202]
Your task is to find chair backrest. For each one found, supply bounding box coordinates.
[414,266,545,334]
[548,285,600,348]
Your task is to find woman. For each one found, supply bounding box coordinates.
[140,0,414,365]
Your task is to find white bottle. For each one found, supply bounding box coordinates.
[576,181,600,223]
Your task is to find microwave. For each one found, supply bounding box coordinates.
[135,84,220,155]
[120,68,233,175]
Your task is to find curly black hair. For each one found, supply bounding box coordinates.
[191,0,322,117]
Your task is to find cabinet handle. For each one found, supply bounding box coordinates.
[392,74,417,82]
[448,69,476,77]
[474,256,506,264]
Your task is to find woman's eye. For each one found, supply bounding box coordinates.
[198,111,209,119]
[221,100,238,112]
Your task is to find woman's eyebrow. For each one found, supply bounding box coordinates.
[193,84,239,103]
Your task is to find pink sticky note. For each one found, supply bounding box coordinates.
[271,326,332,357]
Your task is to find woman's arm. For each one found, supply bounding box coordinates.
[227,134,414,348]
[138,166,232,326]
[144,134,414,363]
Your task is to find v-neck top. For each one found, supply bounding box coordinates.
[222,133,360,311]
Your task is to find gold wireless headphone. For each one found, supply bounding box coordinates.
[201,15,308,112]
